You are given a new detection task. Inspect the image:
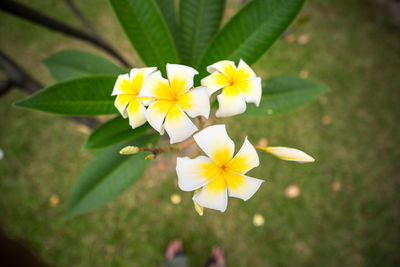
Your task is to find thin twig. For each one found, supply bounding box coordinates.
[0,0,130,67]
[0,49,101,129]
[64,0,102,39]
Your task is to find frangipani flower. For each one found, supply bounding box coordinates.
[139,64,210,144]
[112,67,156,129]
[176,125,264,212]
[201,59,262,117]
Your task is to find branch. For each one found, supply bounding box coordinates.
[0,50,42,94]
[64,0,102,39]
[0,0,130,67]
[0,49,101,130]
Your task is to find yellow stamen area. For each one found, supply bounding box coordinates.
[222,85,241,97]
[225,153,252,174]
[153,79,174,100]
[169,77,187,98]
[235,79,252,95]
[198,150,248,196]
[115,94,135,109]
[223,170,245,191]
[176,91,193,110]
[151,99,174,116]
[213,72,230,87]
[203,173,226,195]
[119,72,145,96]
[199,161,221,180]
[218,62,252,88]
[220,62,237,80]
[165,103,183,120]
[127,99,141,114]
[212,145,233,166]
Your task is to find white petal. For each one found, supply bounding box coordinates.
[226,137,259,174]
[114,94,135,118]
[236,59,256,80]
[193,125,234,166]
[200,71,230,96]
[206,60,236,78]
[192,173,228,212]
[164,104,198,144]
[177,86,210,119]
[215,86,247,117]
[176,156,221,191]
[236,77,262,106]
[145,99,173,134]
[111,74,130,95]
[263,147,315,163]
[225,171,264,201]
[139,71,173,100]
[166,63,198,96]
[127,98,147,129]
[129,67,157,81]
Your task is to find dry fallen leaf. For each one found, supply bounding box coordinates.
[253,214,265,226]
[170,194,181,205]
[319,95,328,105]
[322,115,332,125]
[331,181,341,192]
[297,34,310,45]
[299,69,309,78]
[49,194,60,207]
[285,185,300,198]
[284,33,296,43]
[224,8,235,18]
[258,138,268,147]
[156,160,167,171]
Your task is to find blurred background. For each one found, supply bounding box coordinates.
[0,0,399,266]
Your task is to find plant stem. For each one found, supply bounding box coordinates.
[0,49,101,129]
[0,0,130,67]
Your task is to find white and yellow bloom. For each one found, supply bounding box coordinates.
[176,125,264,212]
[139,64,210,144]
[112,67,157,129]
[201,59,262,117]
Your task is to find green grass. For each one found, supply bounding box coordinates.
[1,0,400,266]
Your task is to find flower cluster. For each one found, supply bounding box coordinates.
[113,60,314,214]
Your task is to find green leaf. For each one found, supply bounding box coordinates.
[14,75,117,116]
[85,116,152,150]
[155,0,178,45]
[197,0,304,77]
[110,0,178,70]
[43,49,126,82]
[66,134,159,217]
[179,0,225,66]
[245,76,329,115]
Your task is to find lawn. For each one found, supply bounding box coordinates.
[1,0,399,266]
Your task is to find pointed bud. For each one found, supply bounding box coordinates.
[256,146,315,163]
[120,146,139,155]
[145,154,155,160]
[193,201,204,216]
[193,189,203,216]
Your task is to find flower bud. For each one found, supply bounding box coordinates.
[119,146,139,155]
[145,154,155,160]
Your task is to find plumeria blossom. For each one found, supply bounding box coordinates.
[176,125,264,212]
[112,67,156,129]
[201,59,262,117]
[139,64,210,144]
